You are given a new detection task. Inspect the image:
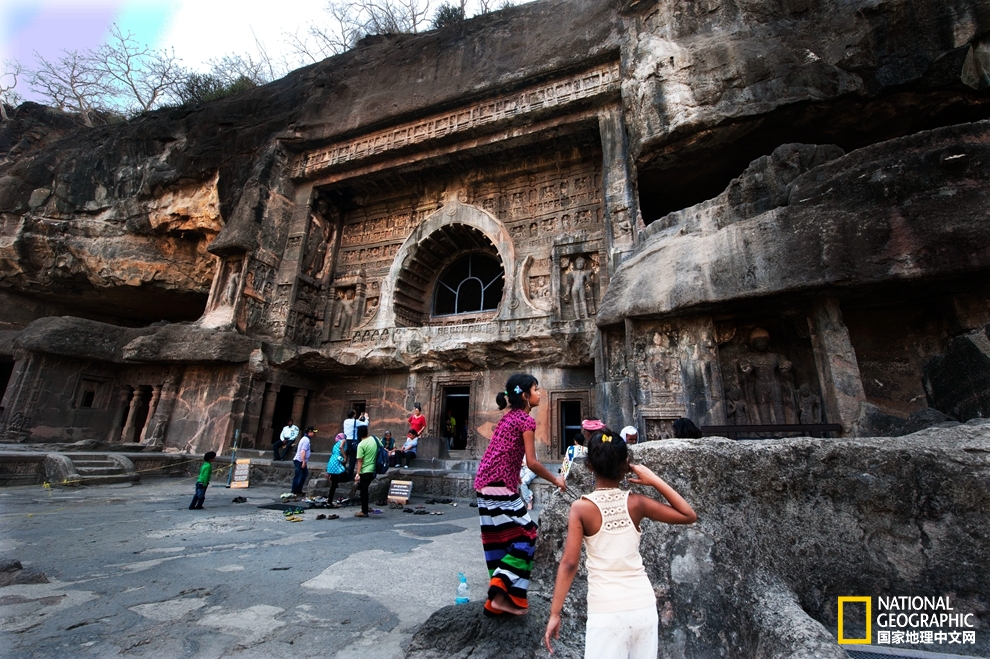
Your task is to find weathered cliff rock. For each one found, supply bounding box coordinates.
[0,0,620,326]
[13,316,257,364]
[529,423,990,658]
[622,0,990,167]
[599,121,990,325]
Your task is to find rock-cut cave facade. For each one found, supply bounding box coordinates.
[1,0,989,464]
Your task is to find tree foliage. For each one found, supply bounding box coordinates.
[432,3,466,29]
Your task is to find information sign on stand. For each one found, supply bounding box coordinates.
[230,459,251,489]
[388,480,413,507]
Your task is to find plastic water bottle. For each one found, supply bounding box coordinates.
[455,572,470,605]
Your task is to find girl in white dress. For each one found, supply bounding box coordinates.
[544,430,697,658]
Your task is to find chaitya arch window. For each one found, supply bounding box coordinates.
[433,253,504,316]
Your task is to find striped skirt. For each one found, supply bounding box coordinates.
[477,485,538,616]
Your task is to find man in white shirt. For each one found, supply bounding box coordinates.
[342,410,369,478]
[290,427,315,499]
[273,419,299,461]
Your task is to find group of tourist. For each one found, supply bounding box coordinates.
[270,404,427,517]
[473,372,697,659]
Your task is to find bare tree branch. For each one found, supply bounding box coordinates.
[95,24,184,113]
[0,59,24,121]
[29,50,110,127]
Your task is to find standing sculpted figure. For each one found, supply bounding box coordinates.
[563,256,593,319]
[736,328,786,425]
[223,270,240,306]
[334,289,357,340]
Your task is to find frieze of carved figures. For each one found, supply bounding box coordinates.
[605,330,628,380]
[724,327,819,426]
[644,418,674,441]
[560,253,599,320]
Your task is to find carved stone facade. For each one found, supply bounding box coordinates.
[2,0,989,458]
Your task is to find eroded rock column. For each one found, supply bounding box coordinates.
[808,298,867,435]
[119,387,143,443]
[138,385,162,443]
[291,388,308,427]
[257,383,280,447]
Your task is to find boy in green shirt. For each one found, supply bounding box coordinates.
[352,426,379,517]
[189,451,217,510]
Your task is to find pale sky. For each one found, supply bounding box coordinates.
[1,0,515,103]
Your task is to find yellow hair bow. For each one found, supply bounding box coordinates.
[601,434,612,443]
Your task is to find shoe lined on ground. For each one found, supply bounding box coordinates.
[354,511,367,517]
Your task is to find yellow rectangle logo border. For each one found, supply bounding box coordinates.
[837,596,872,645]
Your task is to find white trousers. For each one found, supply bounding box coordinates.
[585,605,659,659]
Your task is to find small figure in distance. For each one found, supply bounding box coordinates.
[325,432,347,506]
[390,429,419,468]
[273,418,298,461]
[619,425,639,444]
[544,431,696,656]
[189,451,216,510]
[408,403,426,437]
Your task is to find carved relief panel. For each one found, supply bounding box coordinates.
[550,245,603,323]
[715,320,821,426]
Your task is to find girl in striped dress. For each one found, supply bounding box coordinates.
[474,373,566,616]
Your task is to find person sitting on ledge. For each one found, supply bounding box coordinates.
[391,429,419,468]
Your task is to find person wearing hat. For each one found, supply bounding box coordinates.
[291,427,316,500]
[620,426,639,444]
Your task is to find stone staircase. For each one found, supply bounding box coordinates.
[224,447,558,504]
[44,453,140,486]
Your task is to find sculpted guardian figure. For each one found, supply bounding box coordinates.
[737,328,786,425]
[563,256,593,319]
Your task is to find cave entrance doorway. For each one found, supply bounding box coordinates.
[441,387,470,451]
[271,389,296,445]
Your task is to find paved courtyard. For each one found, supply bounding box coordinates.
[0,478,490,658]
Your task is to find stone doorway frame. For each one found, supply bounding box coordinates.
[549,389,593,459]
[429,373,481,456]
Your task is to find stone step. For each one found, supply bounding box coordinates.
[71,460,119,468]
[74,473,138,486]
[75,466,124,476]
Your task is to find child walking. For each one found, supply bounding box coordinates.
[189,451,217,510]
[474,373,566,617]
[543,431,697,657]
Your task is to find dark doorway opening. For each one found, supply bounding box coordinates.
[0,360,13,414]
[559,400,583,457]
[271,389,295,445]
[442,386,470,450]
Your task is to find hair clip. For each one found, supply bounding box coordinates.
[601,434,612,443]
[503,390,509,396]
[513,385,523,394]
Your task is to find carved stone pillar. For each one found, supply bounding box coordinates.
[292,388,309,427]
[808,298,867,436]
[258,383,281,446]
[144,374,180,449]
[138,385,162,443]
[119,387,144,443]
[110,386,132,443]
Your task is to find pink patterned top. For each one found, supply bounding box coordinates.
[474,408,536,492]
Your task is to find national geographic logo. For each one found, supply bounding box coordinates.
[837,596,978,647]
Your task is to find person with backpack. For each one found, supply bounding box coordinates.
[352,425,380,517]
